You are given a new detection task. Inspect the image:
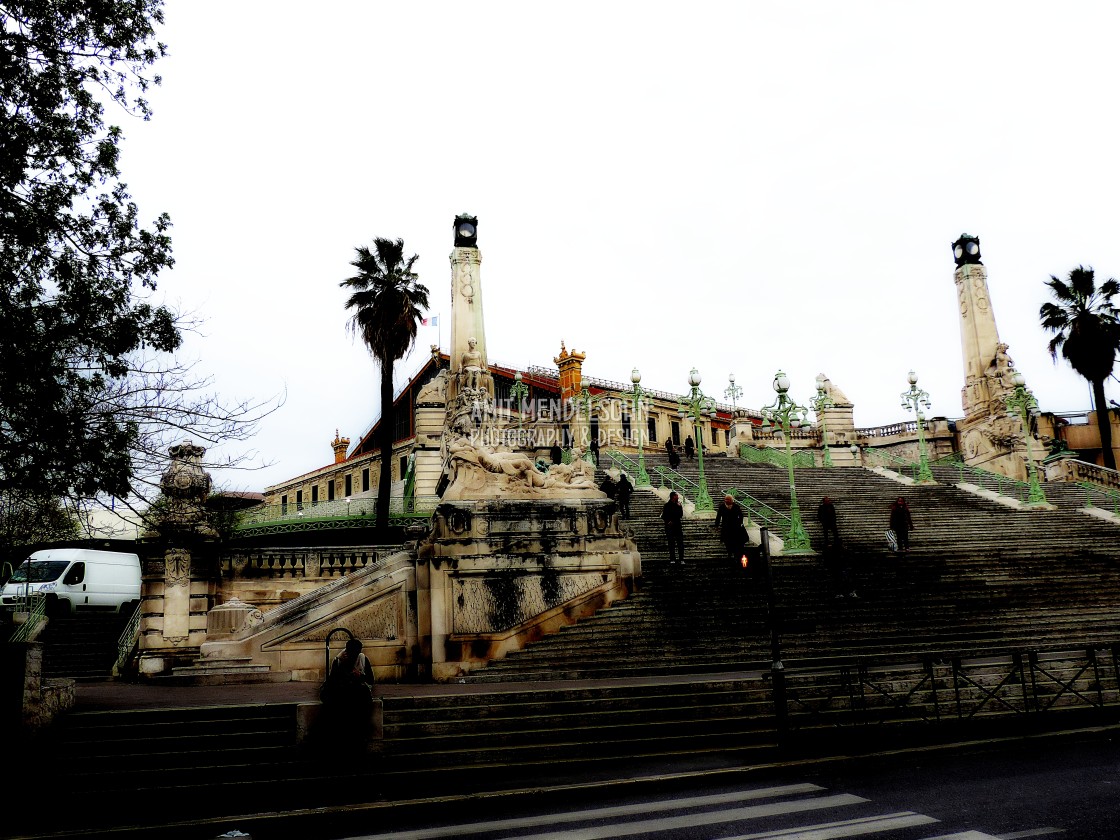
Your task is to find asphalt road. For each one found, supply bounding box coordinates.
[312,731,1120,840]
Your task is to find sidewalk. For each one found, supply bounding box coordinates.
[72,668,771,711]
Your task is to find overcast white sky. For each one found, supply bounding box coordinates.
[119,2,1120,493]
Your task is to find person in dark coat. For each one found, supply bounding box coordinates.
[550,442,563,465]
[684,435,695,461]
[599,474,617,499]
[666,439,681,469]
[616,473,633,519]
[321,637,375,751]
[714,493,746,563]
[589,435,600,467]
[889,496,914,553]
[661,491,685,564]
[816,496,841,551]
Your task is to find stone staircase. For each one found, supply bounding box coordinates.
[462,455,1120,682]
[38,612,133,680]
[11,702,314,834]
[19,458,1120,835]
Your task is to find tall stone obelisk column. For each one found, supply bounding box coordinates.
[951,234,1027,478]
[449,214,488,387]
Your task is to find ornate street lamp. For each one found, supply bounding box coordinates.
[1005,371,1049,506]
[577,384,606,465]
[509,370,529,431]
[629,368,651,486]
[725,373,743,412]
[900,370,935,483]
[677,367,716,512]
[810,374,835,468]
[759,371,811,552]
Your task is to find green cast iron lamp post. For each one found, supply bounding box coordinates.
[629,368,651,486]
[677,367,716,512]
[1005,370,1049,506]
[725,373,743,412]
[811,374,835,468]
[759,371,811,551]
[509,370,529,432]
[577,384,601,465]
[900,370,935,483]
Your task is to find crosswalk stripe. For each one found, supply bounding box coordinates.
[718,812,941,839]
[499,794,869,840]
[995,831,1066,838]
[920,833,1003,839]
[342,784,828,840]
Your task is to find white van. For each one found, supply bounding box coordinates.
[1,549,141,615]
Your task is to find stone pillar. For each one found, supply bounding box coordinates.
[449,219,487,384]
[138,440,219,677]
[729,410,755,449]
[951,235,1024,474]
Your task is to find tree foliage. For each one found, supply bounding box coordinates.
[0,2,276,509]
[1040,265,1120,470]
[341,238,429,531]
[0,490,79,565]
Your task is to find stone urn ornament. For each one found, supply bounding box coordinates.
[155,439,218,538]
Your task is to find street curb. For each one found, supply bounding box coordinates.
[12,723,1120,840]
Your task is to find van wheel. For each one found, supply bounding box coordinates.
[44,594,68,618]
[120,600,140,615]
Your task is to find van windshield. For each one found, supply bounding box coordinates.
[8,561,69,583]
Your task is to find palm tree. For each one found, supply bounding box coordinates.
[1039,265,1120,470]
[341,238,430,532]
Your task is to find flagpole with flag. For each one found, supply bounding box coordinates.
[421,314,441,360]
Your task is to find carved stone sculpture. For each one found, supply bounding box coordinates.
[153,440,217,539]
[443,437,604,500]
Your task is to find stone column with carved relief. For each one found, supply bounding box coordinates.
[951,234,1028,479]
[138,440,219,676]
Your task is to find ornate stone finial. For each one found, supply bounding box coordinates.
[554,342,587,402]
[331,430,351,464]
[155,440,217,538]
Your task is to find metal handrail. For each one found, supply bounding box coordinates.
[933,459,1036,503]
[651,465,701,503]
[111,601,142,676]
[235,495,438,530]
[739,443,815,469]
[862,448,929,482]
[8,594,46,643]
[1079,482,1120,514]
[603,448,641,478]
[723,487,793,530]
[323,627,356,678]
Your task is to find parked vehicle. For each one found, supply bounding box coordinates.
[1,549,141,615]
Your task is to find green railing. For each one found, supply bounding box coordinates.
[739,443,815,469]
[1080,483,1120,514]
[935,460,1038,503]
[112,601,142,676]
[723,487,793,531]
[651,465,703,503]
[234,496,435,533]
[604,449,641,479]
[8,593,46,643]
[862,448,932,482]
